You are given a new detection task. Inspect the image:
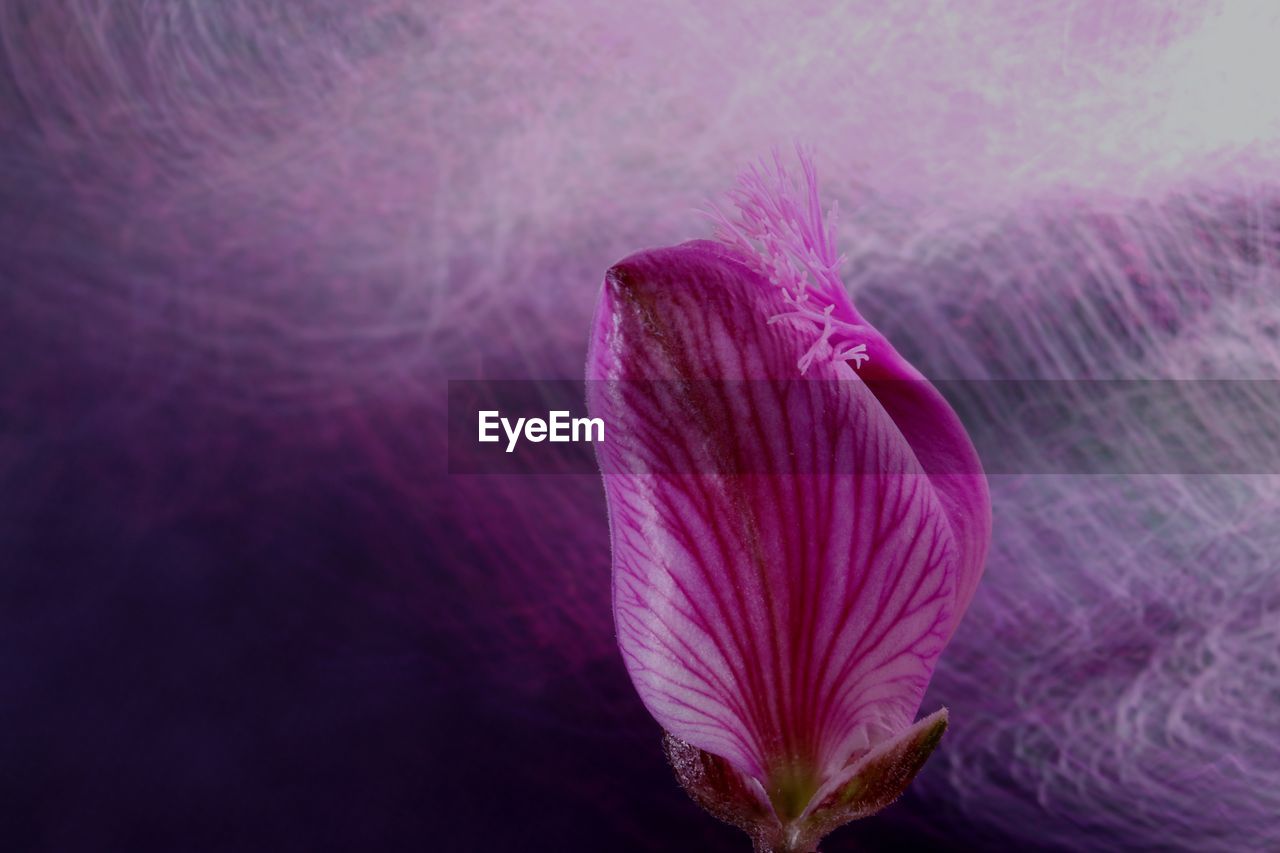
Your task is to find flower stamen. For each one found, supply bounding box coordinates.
[708,145,869,374]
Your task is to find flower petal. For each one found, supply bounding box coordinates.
[857,340,991,633]
[711,149,990,636]
[586,241,962,807]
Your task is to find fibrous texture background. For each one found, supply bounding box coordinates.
[2,1,1278,851]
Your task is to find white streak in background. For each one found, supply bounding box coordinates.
[1152,0,1280,169]
[3,1,1279,850]
[852,198,1280,850]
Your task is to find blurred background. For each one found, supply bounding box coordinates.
[2,1,1278,850]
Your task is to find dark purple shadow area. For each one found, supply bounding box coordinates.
[0,336,1041,851]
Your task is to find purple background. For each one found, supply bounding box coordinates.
[3,2,1279,850]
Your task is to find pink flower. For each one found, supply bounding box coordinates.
[586,150,991,852]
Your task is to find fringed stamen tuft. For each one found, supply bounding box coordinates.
[708,145,868,374]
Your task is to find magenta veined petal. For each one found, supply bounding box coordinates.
[585,154,990,848]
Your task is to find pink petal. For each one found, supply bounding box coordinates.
[711,149,989,630]
[856,339,990,630]
[587,241,962,809]
[587,154,990,846]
